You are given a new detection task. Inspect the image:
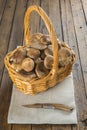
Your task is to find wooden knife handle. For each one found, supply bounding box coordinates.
[53,104,73,112]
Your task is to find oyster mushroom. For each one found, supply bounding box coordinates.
[35,57,42,64]
[19,70,37,80]
[11,63,22,72]
[28,34,47,50]
[27,48,40,59]
[44,55,53,69]
[31,33,43,40]
[40,50,46,60]
[10,48,26,64]
[29,40,47,50]
[35,61,49,78]
[44,45,53,56]
[57,40,61,50]
[58,47,72,67]
[40,35,50,45]
[21,58,34,72]
[45,35,51,44]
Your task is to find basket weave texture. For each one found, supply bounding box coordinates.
[4,6,76,95]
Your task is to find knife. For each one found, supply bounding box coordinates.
[22,103,73,112]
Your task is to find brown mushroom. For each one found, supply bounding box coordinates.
[35,57,42,64]
[19,70,37,80]
[40,50,46,60]
[40,35,50,45]
[10,48,26,64]
[58,47,72,67]
[27,48,40,59]
[21,58,34,72]
[28,34,47,50]
[31,33,43,40]
[44,55,53,69]
[57,39,61,50]
[29,40,47,50]
[35,61,49,78]
[45,35,51,44]
[11,63,22,72]
[44,45,53,56]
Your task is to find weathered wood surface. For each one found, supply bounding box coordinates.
[0,0,87,130]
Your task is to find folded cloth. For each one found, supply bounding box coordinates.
[8,74,77,124]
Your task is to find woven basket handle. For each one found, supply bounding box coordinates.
[24,6,59,75]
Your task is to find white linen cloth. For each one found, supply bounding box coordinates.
[8,74,77,124]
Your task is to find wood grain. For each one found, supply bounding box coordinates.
[0,0,27,130]
[0,0,87,129]
[7,0,28,130]
[70,0,87,96]
[0,0,16,86]
[12,124,31,130]
[81,0,87,23]
[0,0,16,129]
[49,0,62,40]
[52,125,72,130]
[0,0,7,23]
[61,0,87,128]
[32,125,51,130]
[27,0,41,34]
[40,0,72,130]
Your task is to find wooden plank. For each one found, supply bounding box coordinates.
[0,0,16,86]
[40,0,49,34]
[0,0,27,130]
[52,125,72,130]
[8,0,27,51]
[71,125,79,130]
[12,125,31,130]
[27,0,41,34]
[30,1,51,129]
[70,0,87,96]
[81,0,87,23]
[60,0,68,43]
[0,0,7,23]
[61,0,87,129]
[0,0,16,128]
[32,125,51,130]
[27,0,47,129]
[31,1,51,130]
[49,0,62,40]
[40,0,62,38]
[40,1,71,130]
[79,126,87,130]
[11,0,40,129]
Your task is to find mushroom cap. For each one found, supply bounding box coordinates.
[57,39,61,50]
[58,47,73,67]
[40,35,51,45]
[28,34,47,50]
[44,55,53,69]
[45,35,51,43]
[31,33,43,40]
[21,58,34,72]
[44,45,53,56]
[35,61,49,78]
[27,48,40,59]
[19,70,37,80]
[35,57,42,64]
[40,50,46,60]
[11,63,22,72]
[10,48,26,64]
[29,40,47,50]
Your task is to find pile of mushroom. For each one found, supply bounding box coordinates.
[9,33,75,80]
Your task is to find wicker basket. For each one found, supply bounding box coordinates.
[4,6,76,95]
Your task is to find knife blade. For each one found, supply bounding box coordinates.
[22,103,73,112]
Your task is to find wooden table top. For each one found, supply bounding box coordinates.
[0,0,87,129]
